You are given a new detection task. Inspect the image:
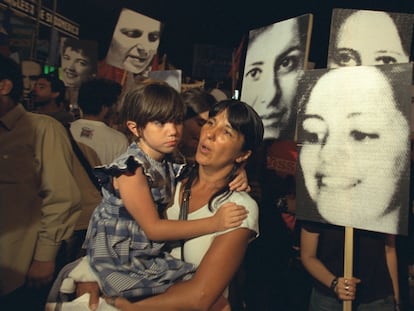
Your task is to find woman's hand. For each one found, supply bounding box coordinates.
[334,277,361,301]
[213,202,248,231]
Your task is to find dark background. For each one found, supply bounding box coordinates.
[58,0,414,78]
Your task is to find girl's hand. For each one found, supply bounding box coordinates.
[334,277,361,301]
[106,296,133,311]
[228,167,250,192]
[213,202,248,231]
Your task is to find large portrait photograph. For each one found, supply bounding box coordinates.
[240,14,313,141]
[327,8,414,68]
[295,64,412,235]
[106,8,161,75]
[59,38,98,88]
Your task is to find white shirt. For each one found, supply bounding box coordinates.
[70,119,128,165]
[167,182,259,267]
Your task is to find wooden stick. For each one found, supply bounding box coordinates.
[121,69,128,87]
[343,226,354,311]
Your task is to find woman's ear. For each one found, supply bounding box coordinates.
[0,79,13,96]
[126,121,139,137]
[235,150,252,164]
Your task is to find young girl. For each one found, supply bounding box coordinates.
[82,81,248,300]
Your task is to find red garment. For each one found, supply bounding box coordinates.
[266,140,298,231]
[266,140,297,177]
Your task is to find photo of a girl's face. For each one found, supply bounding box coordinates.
[328,10,411,68]
[106,9,161,74]
[297,65,411,234]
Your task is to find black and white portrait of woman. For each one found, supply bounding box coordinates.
[327,9,414,68]
[296,64,412,235]
[240,14,312,141]
[60,38,98,88]
[106,8,161,75]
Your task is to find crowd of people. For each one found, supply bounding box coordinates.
[0,54,266,311]
[1,6,414,311]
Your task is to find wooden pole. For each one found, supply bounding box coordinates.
[343,226,354,311]
[31,0,42,59]
[120,69,128,87]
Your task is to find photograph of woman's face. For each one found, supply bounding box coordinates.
[61,46,93,88]
[328,10,409,67]
[298,66,410,232]
[241,15,309,140]
[106,9,161,74]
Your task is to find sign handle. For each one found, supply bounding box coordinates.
[343,226,354,311]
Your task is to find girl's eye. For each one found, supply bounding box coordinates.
[172,116,183,124]
[224,130,233,136]
[245,67,262,81]
[350,130,379,141]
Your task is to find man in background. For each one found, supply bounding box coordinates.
[21,59,42,110]
[32,73,75,127]
[70,78,128,164]
[0,54,81,310]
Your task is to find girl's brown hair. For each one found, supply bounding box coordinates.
[119,80,185,141]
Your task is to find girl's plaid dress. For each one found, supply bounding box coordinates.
[83,142,195,299]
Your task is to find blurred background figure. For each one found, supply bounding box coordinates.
[179,88,217,163]
[31,73,75,127]
[0,54,81,311]
[21,59,42,110]
[69,78,128,165]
